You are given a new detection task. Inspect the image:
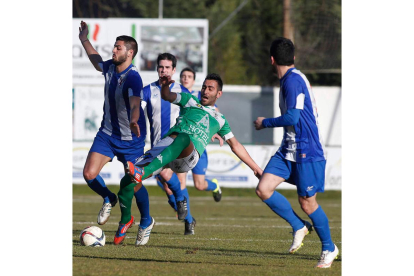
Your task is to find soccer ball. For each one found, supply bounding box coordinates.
[79,226,106,247]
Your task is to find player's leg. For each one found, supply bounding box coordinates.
[116,139,154,245]
[155,174,177,212]
[295,161,338,267]
[127,133,193,181]
[175,171,196,234]
[256,152,311,253]
[160,168,185,203]
[192,151,221,202]
[83,132,118,225]
[114,175,136,245]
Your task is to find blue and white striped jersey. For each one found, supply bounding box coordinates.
[98,59,146,142]
[278,68,326,163]
[141,80,190,147]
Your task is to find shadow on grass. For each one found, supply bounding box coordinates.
[73,254,263,266]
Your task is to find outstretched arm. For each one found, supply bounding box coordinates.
[226,137,263,179]
[79,21,103,72]
[254,109,301,130]
[160,75,177,103]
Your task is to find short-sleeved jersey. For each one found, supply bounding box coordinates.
[166,93,233,156]
[98,59,146,142]
[141,80,190,147]
[278,68,326,163]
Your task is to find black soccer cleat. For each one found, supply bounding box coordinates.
[184,217,196,235]
[176,198,188,220]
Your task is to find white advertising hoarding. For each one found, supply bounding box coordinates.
[73,142,341,190]
[73,18,209,86]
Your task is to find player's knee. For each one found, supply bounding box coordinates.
[83,168,98,181]
[255,186,266,200]
[299,197,318,215]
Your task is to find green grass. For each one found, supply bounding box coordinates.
[73,185,341,275]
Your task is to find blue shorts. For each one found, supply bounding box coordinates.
[89,131,145,165]
[192,150,208,175]
[263,151,326,197]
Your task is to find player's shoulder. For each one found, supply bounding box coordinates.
[101,59,114,72]
[284,69,308,88]
[171,82,190,93]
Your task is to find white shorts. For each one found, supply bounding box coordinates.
[134,136,200,175]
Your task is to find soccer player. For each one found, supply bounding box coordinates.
[253,37,338,268]
[78,21,154,246]
[140,53,197,234]
[180,67,222,200]
[121,74,263,231]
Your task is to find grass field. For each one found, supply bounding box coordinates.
[73,185,341,275]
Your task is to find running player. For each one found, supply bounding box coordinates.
[78,21,154,246]
[121,73,263,233]
[254,37,338,268]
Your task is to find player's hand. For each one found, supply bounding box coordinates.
[159,75,174,87]
[211,133,224,146]
[130,122,140,137]
[254,168,263,179]
[79,21,89,41]
[254,117,266,130]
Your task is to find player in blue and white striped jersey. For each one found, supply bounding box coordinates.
[78,21,154,246]
[140,53,196,233]
[254,37,338,268]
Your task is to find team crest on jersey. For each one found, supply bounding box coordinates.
[300,153,306,158]
[197,114,209,128]
[196,103,202,108]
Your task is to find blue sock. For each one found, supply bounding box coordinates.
[167,194,177,211]
[155,175,165,191]
[181,188,193,223]
[134,185,151,228]
[85,175,115,203]
[205,179,217,191]
[166,173,184,202]
[263,191,304,232]
[308,205,335,251]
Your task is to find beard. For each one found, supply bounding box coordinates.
[112,53,128,65]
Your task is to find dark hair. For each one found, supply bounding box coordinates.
[116,35,138,59]
[180,67,196,80]
[269,37,294,66]
[205,73,223,91]
[157,53,177,68]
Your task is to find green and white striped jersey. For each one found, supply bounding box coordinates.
[165,92,234,155]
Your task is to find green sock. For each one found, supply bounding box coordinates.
[143,133,191,179]
[118,175,136,224]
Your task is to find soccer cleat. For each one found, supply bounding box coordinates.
[176,198,188,220]
[97,197,118,225]
[135,217,155,246]
[126,161,144,184]
[114,216,135,245]
[316,244,339,268]
[212,179,222,202]
[184,217,196,235]
[289,221,313,254]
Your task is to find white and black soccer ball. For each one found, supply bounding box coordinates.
[79,226,105,247]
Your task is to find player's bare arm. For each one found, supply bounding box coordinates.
[254,117,266,130]
[129,96,141,137]
[79,20,103,72]
[160,75,177,103]
[226,136,263,179]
